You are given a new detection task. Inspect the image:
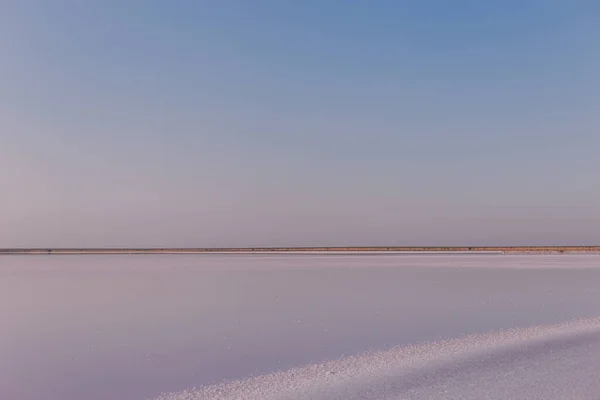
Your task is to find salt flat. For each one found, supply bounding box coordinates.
[157,317,600,400]
[1,254,599,400]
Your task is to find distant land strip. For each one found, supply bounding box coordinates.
[1,246,600,255]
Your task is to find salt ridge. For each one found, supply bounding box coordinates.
[154,317,600,400]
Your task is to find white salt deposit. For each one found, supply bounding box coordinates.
[154,317,600,400]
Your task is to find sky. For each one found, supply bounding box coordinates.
[1,1,599,248]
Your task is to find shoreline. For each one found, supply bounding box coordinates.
[1,246,599,255]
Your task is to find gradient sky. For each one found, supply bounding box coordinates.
[1,1,599,247]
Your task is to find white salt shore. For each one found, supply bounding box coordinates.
[155,317,600,400]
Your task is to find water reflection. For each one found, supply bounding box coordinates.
[1,254,599,400]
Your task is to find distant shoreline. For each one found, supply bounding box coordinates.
[1,246,599,255]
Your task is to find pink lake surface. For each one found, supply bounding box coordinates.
[1,254,600,400]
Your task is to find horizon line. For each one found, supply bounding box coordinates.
[2,245,600,254]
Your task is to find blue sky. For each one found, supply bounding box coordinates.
[1,1,599,247]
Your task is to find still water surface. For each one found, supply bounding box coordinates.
[1,254,599,400]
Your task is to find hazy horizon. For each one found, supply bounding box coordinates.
[2,2,599,248]
[1,245,599,250]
